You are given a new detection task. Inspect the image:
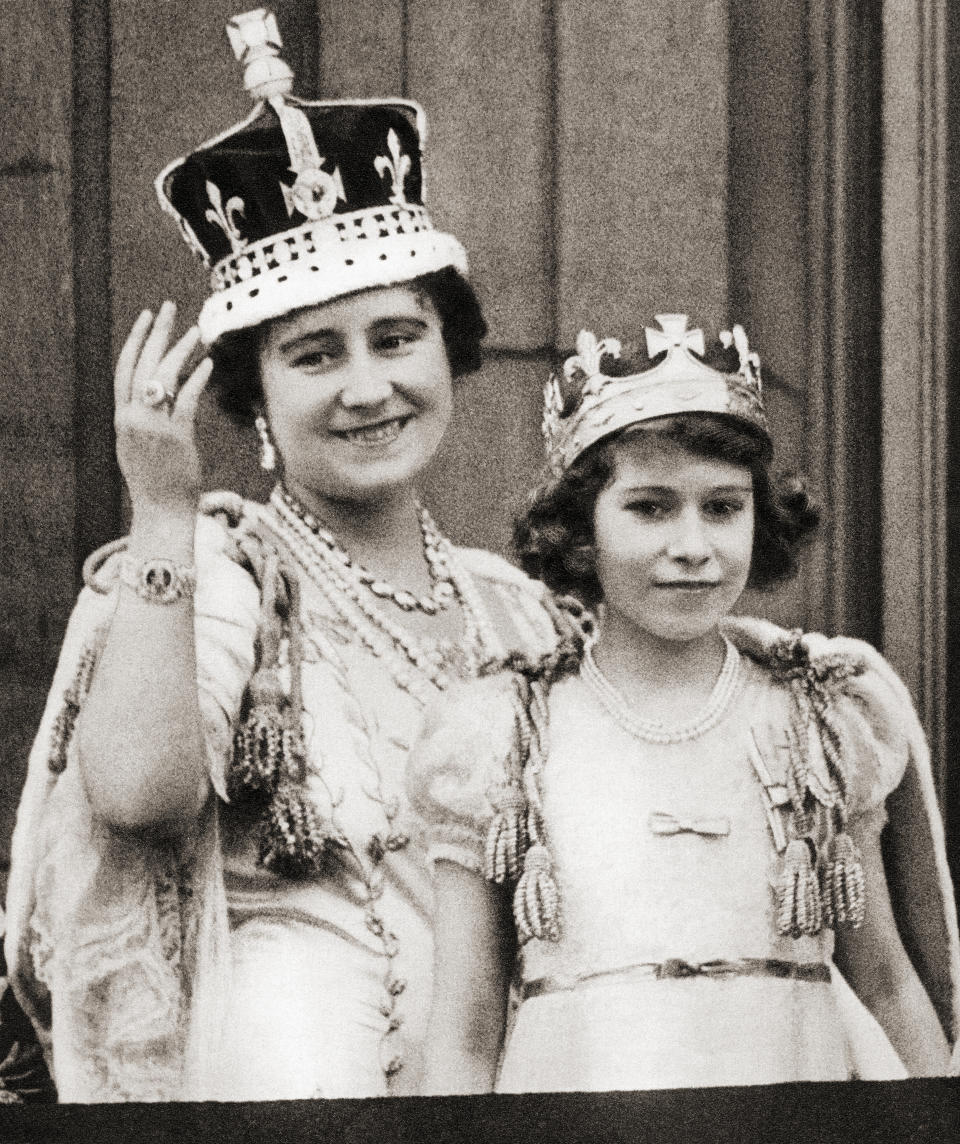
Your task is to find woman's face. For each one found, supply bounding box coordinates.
[592,433,755,645]
[259,285,453,503]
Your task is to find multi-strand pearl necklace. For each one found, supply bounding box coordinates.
[277,486,456,615]
[267,487,502,701]
[580,636,742,744]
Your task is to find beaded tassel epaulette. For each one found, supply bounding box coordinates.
[47,642,102,775]
[205,496,341,880]
[765,631,868,937]
[43,547,122,775]
[480,630,584,944]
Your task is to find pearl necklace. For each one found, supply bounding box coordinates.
[580,636,742,743]
[266,489,501,701]
[278,486,456,615]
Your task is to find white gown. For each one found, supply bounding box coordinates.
[409,625,960,1091]
[4,497,562,1101]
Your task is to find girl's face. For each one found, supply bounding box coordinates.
[592,433,755,645]
[259,285,453,504]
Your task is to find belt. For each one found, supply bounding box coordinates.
[520,957,832,1001]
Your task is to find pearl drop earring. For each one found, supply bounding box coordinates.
[255,414,276,472]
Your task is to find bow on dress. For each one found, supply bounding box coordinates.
[647,811,731,837]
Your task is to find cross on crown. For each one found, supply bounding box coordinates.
[645,314,707,361]
[227,8,293,100]
[542,313,768,476]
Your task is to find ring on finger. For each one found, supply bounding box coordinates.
[142,381,176,410]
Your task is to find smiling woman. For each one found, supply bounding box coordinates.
[259,287,454,509]
[2,11,567,1102]
[208,266,486,425]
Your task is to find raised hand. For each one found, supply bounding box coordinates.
[114,301,214,517]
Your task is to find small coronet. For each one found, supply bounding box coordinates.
[542,315,767,475]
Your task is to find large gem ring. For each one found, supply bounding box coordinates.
[142,381,175,410]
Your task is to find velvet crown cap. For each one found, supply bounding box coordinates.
[155,8,468,345]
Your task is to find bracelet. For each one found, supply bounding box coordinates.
[117,556,197,605]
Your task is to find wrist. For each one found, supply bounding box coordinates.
[129,505,197,562]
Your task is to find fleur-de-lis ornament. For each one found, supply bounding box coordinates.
[542,372,566,469]
[175,214,210,267]
[205,180,247,253]
[720,323,762,389]
[563,330,622,393]
[375,129,412,206]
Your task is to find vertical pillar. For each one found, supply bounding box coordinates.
[881,0,950,803]
[0,2,77,871]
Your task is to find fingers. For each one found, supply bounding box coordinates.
[172,356,214,424]
[163,325,204,389]
[119,301,206,416]
[132,300,177,398]
[115,309,154,407]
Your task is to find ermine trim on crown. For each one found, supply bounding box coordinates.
[154,8,465,344]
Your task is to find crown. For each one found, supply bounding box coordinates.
[542,314,767,474]
[155,8,467,345]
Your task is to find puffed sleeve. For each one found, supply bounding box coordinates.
[407,672,520,874]
[192,513,260,801]
[811,635,913,835]
[809,634,960,1047]
[728,617,960,1045]
[835,638,960,1044]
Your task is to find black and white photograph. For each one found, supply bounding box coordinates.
[1,2,959,1140]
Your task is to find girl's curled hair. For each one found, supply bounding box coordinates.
[514,414,820,608]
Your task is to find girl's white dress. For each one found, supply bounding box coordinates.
[408,620,960,1091]
[3,496,562,1101]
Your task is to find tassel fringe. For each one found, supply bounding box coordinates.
[258,780,332,879]
[776,837,823,938]
[484,784,528,883]
[822,831,866,929]
[512,843,560,944]
[767,635,871,936]
[230,709,286,800]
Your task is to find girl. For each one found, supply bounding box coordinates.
[3,12,566,1101]
[409,317,960,1091]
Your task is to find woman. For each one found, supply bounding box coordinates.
[3,11,565,1101]
[410,320,960,1091]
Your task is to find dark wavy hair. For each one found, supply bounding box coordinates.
[514,413,820,608]
[208,266,487,425]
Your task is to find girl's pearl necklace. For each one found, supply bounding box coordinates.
[266,488,502,701]
[580,636,742,744]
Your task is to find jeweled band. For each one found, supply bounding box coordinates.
[117,557,197,605]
